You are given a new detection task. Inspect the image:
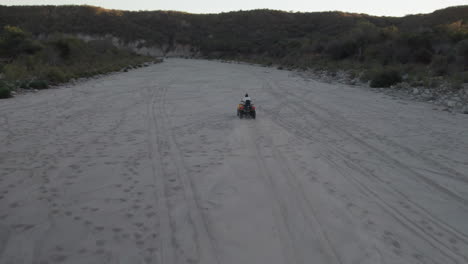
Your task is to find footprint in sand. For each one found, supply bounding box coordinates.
[9,202,19,209]
[55,246,64,252]
[96,240,106,247]
[146,247,157,253]
[134,222,144,228]
[136,240,145,247]
[21,224,35,231]
[146,212,156,218]
[51,209,60,215]
[50,255,67,263]
[95,249,106,255]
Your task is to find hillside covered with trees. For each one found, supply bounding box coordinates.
[1,5,468,97]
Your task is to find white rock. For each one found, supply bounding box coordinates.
[446,100,456,108]
[421,92,433,100]
[412,88,419,95]
[463,106,468,114]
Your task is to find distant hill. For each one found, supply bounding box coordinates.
[1,5,468,86]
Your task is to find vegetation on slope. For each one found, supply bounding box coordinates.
[0,24,153,98]
[0,5,468,89]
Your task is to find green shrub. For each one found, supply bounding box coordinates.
[423,77,442,89]
[326,39,358,60]
[430,55,449,76]
[450,78,463,90]
[18,80,29,88]
[370,69,402,88]
[456,40,468,68]
[360,68,379,82]
[0,26,41,58]
[348,70,358,79]
[44,67,68,83]
[0,86,11,99]
[449,71,468,89]
[3,63,29,80]
[413,48,433,64]
[409,79,423,87]
[461,71,468,83]
[29,80,49,89]
[0,81,12,99]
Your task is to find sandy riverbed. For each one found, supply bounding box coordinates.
[1,59,468,264]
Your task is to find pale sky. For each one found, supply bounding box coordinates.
[2,0,468,16]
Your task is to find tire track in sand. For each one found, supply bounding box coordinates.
[259,76,468,263]
[149,79,221,264]
[144,83,176,264]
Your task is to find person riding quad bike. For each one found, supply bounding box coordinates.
[237,93,256,119]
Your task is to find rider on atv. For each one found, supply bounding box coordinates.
[241,93,251,105]
[237,93,256,119]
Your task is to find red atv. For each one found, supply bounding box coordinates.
[237,101,256,119]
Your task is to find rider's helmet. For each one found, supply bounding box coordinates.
[245,93,249,97]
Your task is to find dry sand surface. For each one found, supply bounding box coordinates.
[1,59,468,264]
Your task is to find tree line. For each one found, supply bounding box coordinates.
[1,5,468,91]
